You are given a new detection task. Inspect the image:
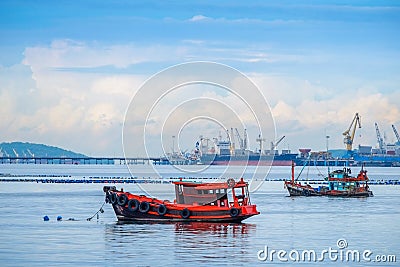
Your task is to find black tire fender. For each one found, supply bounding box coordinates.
[105,193,111,203]
[157,204,167,216]
[127,199,140,212]
[110,193,118,204]
[139,201,150,213]
[117,194,128,206]
[180,208,190,219]
[229,207,240,217]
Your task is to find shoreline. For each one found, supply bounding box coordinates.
[0,176,399,185]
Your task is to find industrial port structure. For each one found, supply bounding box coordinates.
[1,113,399,167]
[297,113,400,167]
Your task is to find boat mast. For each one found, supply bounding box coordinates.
[291,161,295,183]
[326,134,330,177]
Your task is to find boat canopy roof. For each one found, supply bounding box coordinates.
[173,178,248,190]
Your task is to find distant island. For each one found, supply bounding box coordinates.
[0,142,87,158]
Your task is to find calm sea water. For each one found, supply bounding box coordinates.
[0,165,399,266]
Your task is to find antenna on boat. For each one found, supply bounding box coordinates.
[296,155,310,181]
[291,161,295,183]
[326,134,330,175]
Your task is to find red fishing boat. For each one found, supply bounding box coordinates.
[103,178,259,222]
[284,162,373,197]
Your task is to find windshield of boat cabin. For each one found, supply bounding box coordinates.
[175,184,228,205]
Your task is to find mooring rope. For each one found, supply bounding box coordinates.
[87,202,106,221]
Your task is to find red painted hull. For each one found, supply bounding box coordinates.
[105,190,259,223]
[284,181,373,197]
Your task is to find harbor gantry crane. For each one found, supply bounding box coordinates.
[228,128,236,156]
[256,134,266,154]
[374,123,385,150]
[235,128,244,150]
[243,129,248,150]
[343,113,361,151]
[392,124,400,145]
[270,135,285,154]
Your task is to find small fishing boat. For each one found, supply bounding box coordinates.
[103,178,259,222]
[284,162,373,197]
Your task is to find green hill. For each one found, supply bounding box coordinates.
[0,142,87,158]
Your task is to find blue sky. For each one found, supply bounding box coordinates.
[0,1,399,156]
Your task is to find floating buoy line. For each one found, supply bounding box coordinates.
[43,202,106,222]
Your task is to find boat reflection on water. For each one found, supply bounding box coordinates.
[174,222,255,236]
[108,220,256,236]
[172,222,256,264]
[104,221,257,265]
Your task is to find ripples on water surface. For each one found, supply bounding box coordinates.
[0,165,399,266]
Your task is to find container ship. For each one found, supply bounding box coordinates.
[199,152,298,166]
[193,129,298,166]
[163,117,400,167]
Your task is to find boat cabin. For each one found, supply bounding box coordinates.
[173,178,251,207]
[328,180,362,191]
[327,167,369,191]
[329,168,353,178]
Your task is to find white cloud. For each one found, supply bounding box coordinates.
[186,14,304,25]
[189,15,210,22]
[23,39,185,70]
[266,80,400,150]
[1,39,399,155]
[0,41,156,155]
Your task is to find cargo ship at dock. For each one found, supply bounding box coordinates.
[163,118,400,167]
[191,130,298,166]
[198,151,298,166]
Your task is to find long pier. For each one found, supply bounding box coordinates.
[0,176,399,185]
[1,157,398,167]
[0,157,170,165]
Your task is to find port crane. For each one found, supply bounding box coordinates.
[256,134,266,154]
[230,128,235,155]
[343,113,361,151]
[374,123,385,150]
[392,124,400,145]
[270,135,285,154]
[243,129,248,150]
[233,128,248,150]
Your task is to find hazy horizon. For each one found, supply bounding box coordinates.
[1,1,399,157]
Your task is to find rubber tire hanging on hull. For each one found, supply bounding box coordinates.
[229,207,239,217]
[139,201,150,213]
[105,193,111,203]
[303,190,310,197]
[110,193,118,204]
[157,204,167,216]
[117,194,128,206]
[128,199,140,212]
[180,208,190,219]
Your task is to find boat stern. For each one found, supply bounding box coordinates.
[240,204,260,216]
